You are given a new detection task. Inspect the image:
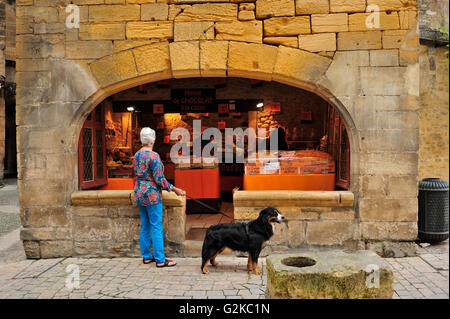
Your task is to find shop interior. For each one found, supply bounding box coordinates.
[78,77,350,240]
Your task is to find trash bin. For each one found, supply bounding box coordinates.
[418,178,449,243]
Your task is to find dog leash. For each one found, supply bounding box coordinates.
[185,194,234,220]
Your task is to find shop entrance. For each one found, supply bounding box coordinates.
[77,77,350,241]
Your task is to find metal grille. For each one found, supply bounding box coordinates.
[82,128,93,181]
[96,129,104,179]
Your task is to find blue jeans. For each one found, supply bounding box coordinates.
[138,202,165,263]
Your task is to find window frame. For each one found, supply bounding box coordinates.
[78,103,107,190]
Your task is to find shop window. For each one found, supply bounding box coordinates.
[78,104,107,189]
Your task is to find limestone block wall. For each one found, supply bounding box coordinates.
[16,0,421,257]
[234,191,360,250]
[21,190,186,258]
[419,45,449,182]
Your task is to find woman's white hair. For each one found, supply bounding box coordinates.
[140,127,156,146]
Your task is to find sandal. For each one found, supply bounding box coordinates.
[156,259,177,268]
[143,257,155,264]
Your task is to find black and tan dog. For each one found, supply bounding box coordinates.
[201,207,285,275]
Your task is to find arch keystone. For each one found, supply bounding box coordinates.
[200,41,229,77]
[169,41,200,78]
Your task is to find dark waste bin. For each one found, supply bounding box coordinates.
[418,178,449,243]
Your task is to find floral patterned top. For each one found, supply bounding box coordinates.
[133,149,173,206]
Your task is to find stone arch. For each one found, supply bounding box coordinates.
[70,40,361,192]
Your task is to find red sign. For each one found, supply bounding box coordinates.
[157,121,164,130]
[301,110,312,121]
[218,121,226,130]
[269,101,281,113]
[153,104,164,114]
[163,135,171,144]
[218,103,229,114]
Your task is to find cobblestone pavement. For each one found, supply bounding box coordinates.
[0,256,267,299]
[387,240,449,299]
[0,179,448,299]
[0,242,447,299]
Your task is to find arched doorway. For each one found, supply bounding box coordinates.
[76,77,354,241]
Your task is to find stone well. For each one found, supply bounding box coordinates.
[266,251,394,299]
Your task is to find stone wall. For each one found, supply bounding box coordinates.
[234,190,360,250]
[418,46,449,182]
[0,0,5,180]
[21,190,186,258]
[16,0,421,257]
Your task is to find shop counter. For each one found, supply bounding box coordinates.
[100,178,135,190]
[243,174,335,191]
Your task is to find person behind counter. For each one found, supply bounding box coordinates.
[133,127,186,268]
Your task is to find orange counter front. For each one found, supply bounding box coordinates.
[243,174,335,191]
[174,168,220,199]
[100,178,135,190]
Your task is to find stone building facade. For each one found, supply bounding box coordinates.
[418,0,449,182]
[0,0,6,180]
[16,0,422,258]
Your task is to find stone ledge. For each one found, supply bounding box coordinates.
[233,190,354,207]
[71,190,185,207]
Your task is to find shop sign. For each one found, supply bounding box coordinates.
[171,89,216,113]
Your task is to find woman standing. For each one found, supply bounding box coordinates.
[133,127,185,267]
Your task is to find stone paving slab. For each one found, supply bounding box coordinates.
[0,251,447,299]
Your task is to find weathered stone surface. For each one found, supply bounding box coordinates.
[89,50,137,87]
[200,40,229,77]
[306,220,357,246]
[296,0,329,14]
[337,31,382,50]
[273,45,332,87]
[263,37,298,48]
[40,240,72,258]
[238,10,255,21]
[141,3,169,21]
[348,12,400,31]
[266,251,394,299]
[174,3,237,21]
[366,0,417,11]
[255,0,295,19]
[287,220,304,247]
[22,240,41,259]
[399,9,417,30]
[74,216,112,241]
[174,21,214,41]
[299,33,336,52]
[359,66,406,95]
[382,30,408,48]
[359,198,418,222]
[79,23,126,40]
[126,21,173,39]
[311,13,348,33]
[227,41,278,81]
[66,41,113,59]
[366,241,418,258]
[88,5,141,22]
[216,20,262,43]
[361,221,418,241]
[369,49,399,66]
[330,0,366,13]
[264,16,311,36]
[169,41,200,78]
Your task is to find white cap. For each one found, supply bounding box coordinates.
[140,127,156,146]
